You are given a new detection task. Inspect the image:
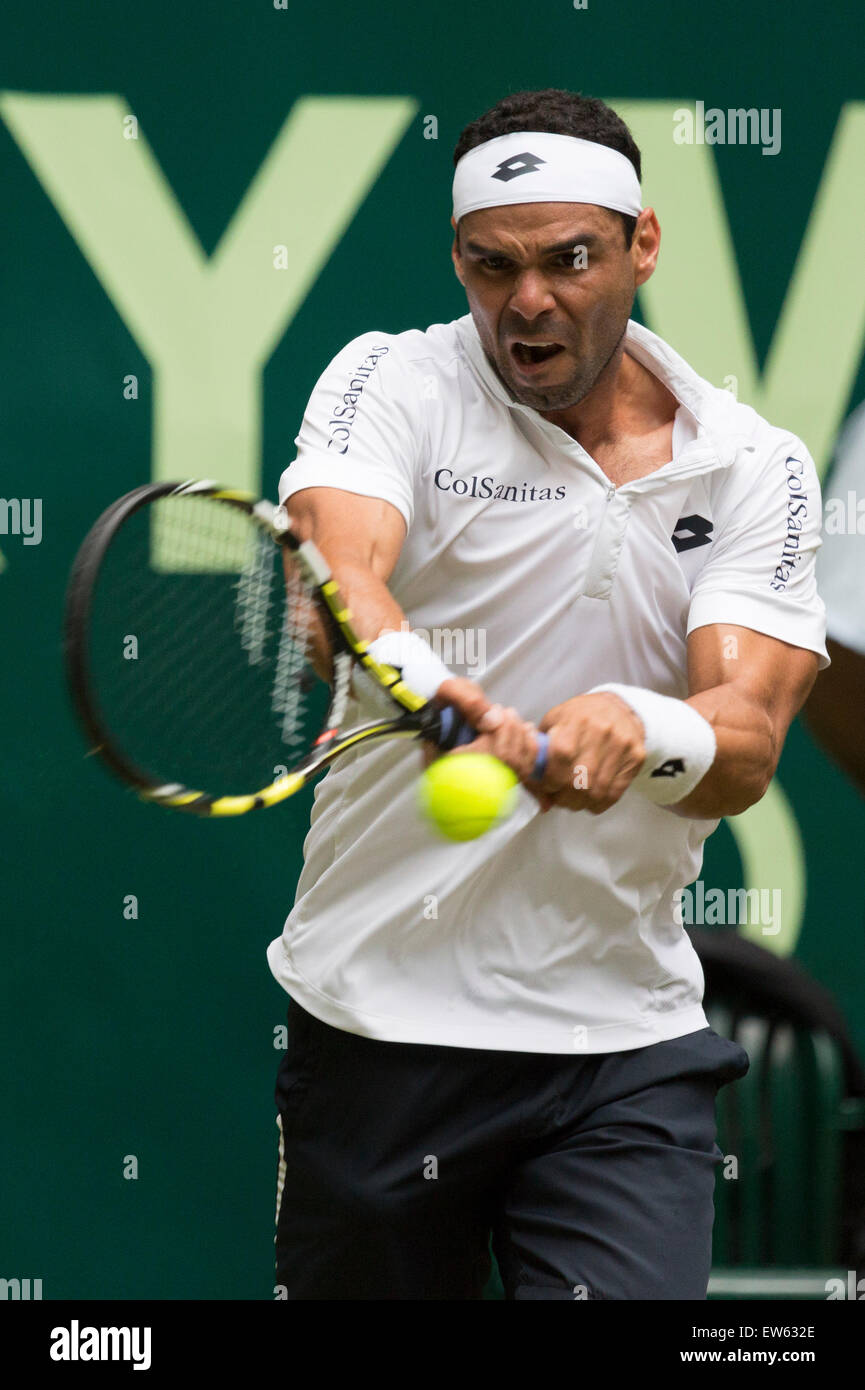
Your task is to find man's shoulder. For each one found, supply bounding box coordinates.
[627,320,813,468]
[325,317,467,375]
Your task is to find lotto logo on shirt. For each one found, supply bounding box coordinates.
[434,468,567,503]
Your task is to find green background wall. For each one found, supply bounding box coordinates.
[1,0,863,1297]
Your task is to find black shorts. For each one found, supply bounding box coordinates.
[273,1003,749,1300]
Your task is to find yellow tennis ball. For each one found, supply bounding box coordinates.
[418,752,519,841]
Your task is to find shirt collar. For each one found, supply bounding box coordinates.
[453,312,749,474]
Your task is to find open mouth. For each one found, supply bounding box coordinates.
[510,341,565,368]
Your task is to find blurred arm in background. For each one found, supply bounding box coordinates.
[803,402,865,794]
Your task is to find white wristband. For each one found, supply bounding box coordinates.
[589,684,716,805]
[366,629,455,701]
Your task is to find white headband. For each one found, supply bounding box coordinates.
[452,131,642,222]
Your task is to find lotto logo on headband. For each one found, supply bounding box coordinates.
[491,151,547,183]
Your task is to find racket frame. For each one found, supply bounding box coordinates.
[64,480,454,816]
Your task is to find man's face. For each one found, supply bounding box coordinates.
[451,202,657,412]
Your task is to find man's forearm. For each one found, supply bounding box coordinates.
[672,688,777,818]
[328,560,409,646]
[280,488,410,682]
[284,550,408,685]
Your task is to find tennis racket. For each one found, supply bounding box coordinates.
[64,480,548,816]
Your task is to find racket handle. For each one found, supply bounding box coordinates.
[532,732,550,780]
[435,707,549,780]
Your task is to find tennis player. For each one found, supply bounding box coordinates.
[269,89,828,1300]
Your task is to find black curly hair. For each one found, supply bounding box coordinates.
[453,89,641,248]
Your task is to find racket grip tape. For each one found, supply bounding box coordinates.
[435,706,549,780]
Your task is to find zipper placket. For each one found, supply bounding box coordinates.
[579,445,749,600]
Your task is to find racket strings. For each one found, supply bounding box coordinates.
[271,557,319,748]
[88,495,331,795]
[235,527,275,666]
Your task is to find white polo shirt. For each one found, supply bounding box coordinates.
[267,313,828,1054]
